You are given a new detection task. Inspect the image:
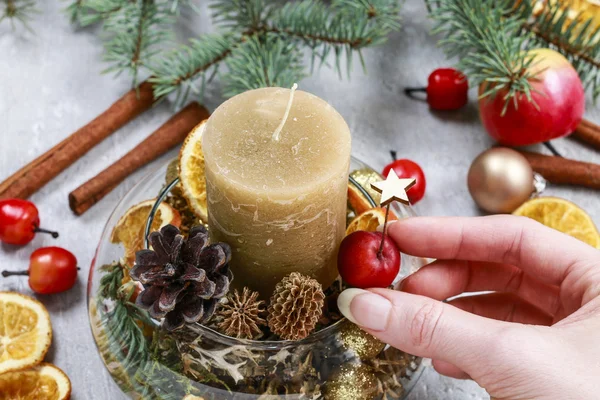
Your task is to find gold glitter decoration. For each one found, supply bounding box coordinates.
[339,321,386,360]
[367,346,421,400]
[325,364,378,400]
[532,0,600,40]
[350,168,383,204]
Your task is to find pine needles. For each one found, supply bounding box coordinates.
[95,263,196,400]
[67,0,402,106]
[427,0,537,108]
[1,0,37,31]
[427,0,600,103]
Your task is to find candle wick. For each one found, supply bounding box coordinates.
[272,83,298,142]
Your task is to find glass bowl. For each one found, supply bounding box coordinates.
[88,156,426,399]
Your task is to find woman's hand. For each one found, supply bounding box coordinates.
[337,215,600,400]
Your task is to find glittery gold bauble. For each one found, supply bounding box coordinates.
[325,364,378,400]
[467,148,534,214]
[339,321,386,360]
[350,169,383,204]
[533,0,600,38]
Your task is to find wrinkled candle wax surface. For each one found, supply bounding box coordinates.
[203,87,352,298]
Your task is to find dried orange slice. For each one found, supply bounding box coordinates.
[111,199,181,267]
[0,292,52,375]
[179,121,208,222]
[346,208,397,236]
[347,184,373,216]
[0,363,71,400]
[513,197,600,249]
[348,169,384,216]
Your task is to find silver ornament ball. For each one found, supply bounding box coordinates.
[467,147,534,214]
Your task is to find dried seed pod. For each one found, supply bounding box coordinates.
[217,287,267,339]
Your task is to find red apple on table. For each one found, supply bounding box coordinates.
[478,48,585,146]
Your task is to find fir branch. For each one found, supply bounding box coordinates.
[268,0,400,76]
[150,0,401,103]
[73,0,126,27]
[100,0,173,86]
[221,33,307,97]
[1,0,38,31]
[210,0,276,31]
[426,0,537,108]
[523,2,600,99]
[96,263,194,400]
[149,33,235,107]
[65,0,85,24]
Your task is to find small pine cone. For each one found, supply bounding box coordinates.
[217,287,267,339]
[267,272,325,341]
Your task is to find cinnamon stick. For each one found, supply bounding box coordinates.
[0,81,155,200]
[572,118,600,151]
[517,150,600,190]
[69,102,210,215]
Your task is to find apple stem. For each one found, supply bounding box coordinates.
[2,270,29,277]
[378,204,391,257]
[543,141,563,158]
[404,87,427,101]
[390,150,397,161]
[34,227,59,239]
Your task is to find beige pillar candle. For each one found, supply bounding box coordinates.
[202,87,352,298]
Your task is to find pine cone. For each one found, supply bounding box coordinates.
[216,287,267,339]
[130,224,232,331]
[267,272,325,341]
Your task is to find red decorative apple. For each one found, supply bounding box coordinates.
[338,231,401,288]
[479,48,585,146]
[405,68,469,110]
[2,247,78,294]
[382,153,426,204]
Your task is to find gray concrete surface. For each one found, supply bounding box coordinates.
[1,2,599,399]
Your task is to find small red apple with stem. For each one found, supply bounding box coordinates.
[2,247,78,294]
[479,48,585,146]
[338,229,401,288]
[0,199,59,245]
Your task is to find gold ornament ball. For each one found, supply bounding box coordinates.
[325,364,378,400]
[467,148,534,213]
[339,321,386,360]
[350,168,383,204]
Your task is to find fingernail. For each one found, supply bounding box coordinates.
[337,289,392,331]
[376,219,398,233]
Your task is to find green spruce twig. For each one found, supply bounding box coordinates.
[149,0,401,105]
[221,33,306,98]
[1,0,38,31]
[95,263,199,400]
[427,0,600,103]
[68,0,401,105]
[426,0,537,111]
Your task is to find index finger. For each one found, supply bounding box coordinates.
[388,215,599,286]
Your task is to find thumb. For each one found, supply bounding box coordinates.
[337,288,512,371]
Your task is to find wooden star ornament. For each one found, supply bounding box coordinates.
[370,170,416,207]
